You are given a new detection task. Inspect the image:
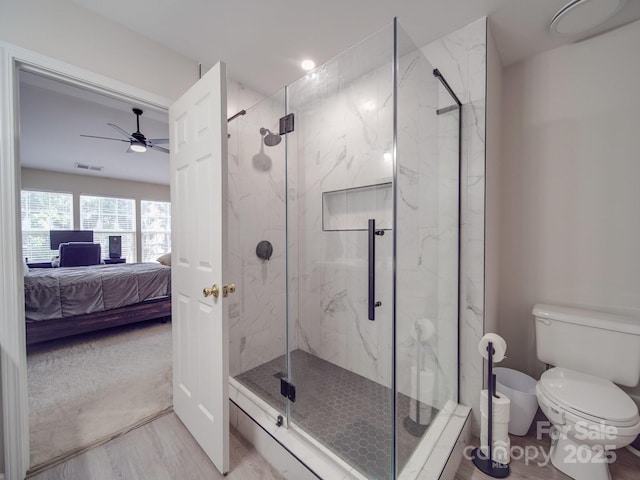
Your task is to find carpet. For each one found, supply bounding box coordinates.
[27,320,173,468]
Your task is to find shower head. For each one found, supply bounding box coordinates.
[260,127,282,147]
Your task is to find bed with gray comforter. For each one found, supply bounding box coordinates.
[25,263,171,322]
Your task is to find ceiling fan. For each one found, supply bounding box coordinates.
[80,108,169,154]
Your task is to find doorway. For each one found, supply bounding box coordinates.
[21,68,172,471]
[0,43,173,479]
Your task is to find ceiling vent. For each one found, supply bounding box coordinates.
[550,0,627,35]
[75,163,104,172]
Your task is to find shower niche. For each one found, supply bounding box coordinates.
[227,19,461,479]
[322,183,392,231]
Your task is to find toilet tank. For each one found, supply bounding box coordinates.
[533,303,640,387]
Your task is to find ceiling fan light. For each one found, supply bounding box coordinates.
[130,141,147,153]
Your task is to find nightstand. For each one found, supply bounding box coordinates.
[103,258,126,264]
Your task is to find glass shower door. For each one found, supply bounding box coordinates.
[229,89,290,419]
[285,25,396,479]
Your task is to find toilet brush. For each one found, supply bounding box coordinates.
[471,340,510,478]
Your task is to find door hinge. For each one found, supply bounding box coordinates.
[280,378,296,402]
[279,113,294,135]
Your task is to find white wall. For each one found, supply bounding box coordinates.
[498,19,640,402]
[21,168,170,262]
[0,0,198,101]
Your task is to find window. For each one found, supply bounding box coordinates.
[141,200,171,262]
[21,190,73,262]
[80,195,136,261]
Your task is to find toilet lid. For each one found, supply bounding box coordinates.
[539,368,639,426]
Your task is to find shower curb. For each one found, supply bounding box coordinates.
[230,378,471,479]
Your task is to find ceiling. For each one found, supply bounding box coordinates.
[20,70,170,185]
[20,0,640,186]
[68,0,640,96]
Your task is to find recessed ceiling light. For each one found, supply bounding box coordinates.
[301,59,316,71]
[550,0,627,35]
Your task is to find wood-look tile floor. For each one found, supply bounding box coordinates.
[455,419,640,480]
[29,412,283,480]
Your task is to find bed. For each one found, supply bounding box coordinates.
[24,263,171,345]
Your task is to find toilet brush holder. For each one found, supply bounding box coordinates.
[471,340,510,478]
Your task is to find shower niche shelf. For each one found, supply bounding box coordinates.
[322,182,392,231]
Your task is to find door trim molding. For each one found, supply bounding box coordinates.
[0,40,171,479]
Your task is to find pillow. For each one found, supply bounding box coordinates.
[157,252,171,266]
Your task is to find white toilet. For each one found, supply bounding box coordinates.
[533,303,640,480]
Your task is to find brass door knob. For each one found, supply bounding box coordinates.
[203,284,219,298]
[222,283,236,297]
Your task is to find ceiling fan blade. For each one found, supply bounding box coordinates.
[147,138,170,144]
[108,123,135,140]
[149,144,170,154]
[80,134,129,143]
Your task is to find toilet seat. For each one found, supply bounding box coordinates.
[539,368,640,427]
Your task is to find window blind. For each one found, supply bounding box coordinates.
[21,190,73,262]
[141,200,171,262]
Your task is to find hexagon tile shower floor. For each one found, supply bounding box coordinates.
[236,349,435,479]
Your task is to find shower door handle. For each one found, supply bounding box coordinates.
[368,219,384,321]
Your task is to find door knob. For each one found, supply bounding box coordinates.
[222,283,236,297]
[203,284,219,298]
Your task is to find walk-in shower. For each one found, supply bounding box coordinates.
[227,19,461,479]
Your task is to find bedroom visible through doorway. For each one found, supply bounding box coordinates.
[18,67,173,471]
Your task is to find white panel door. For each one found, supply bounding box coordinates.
[169,62,229,474]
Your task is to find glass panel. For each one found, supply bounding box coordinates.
[394,20,460,476]
[286,24,395,480]
[229,89,289,418]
